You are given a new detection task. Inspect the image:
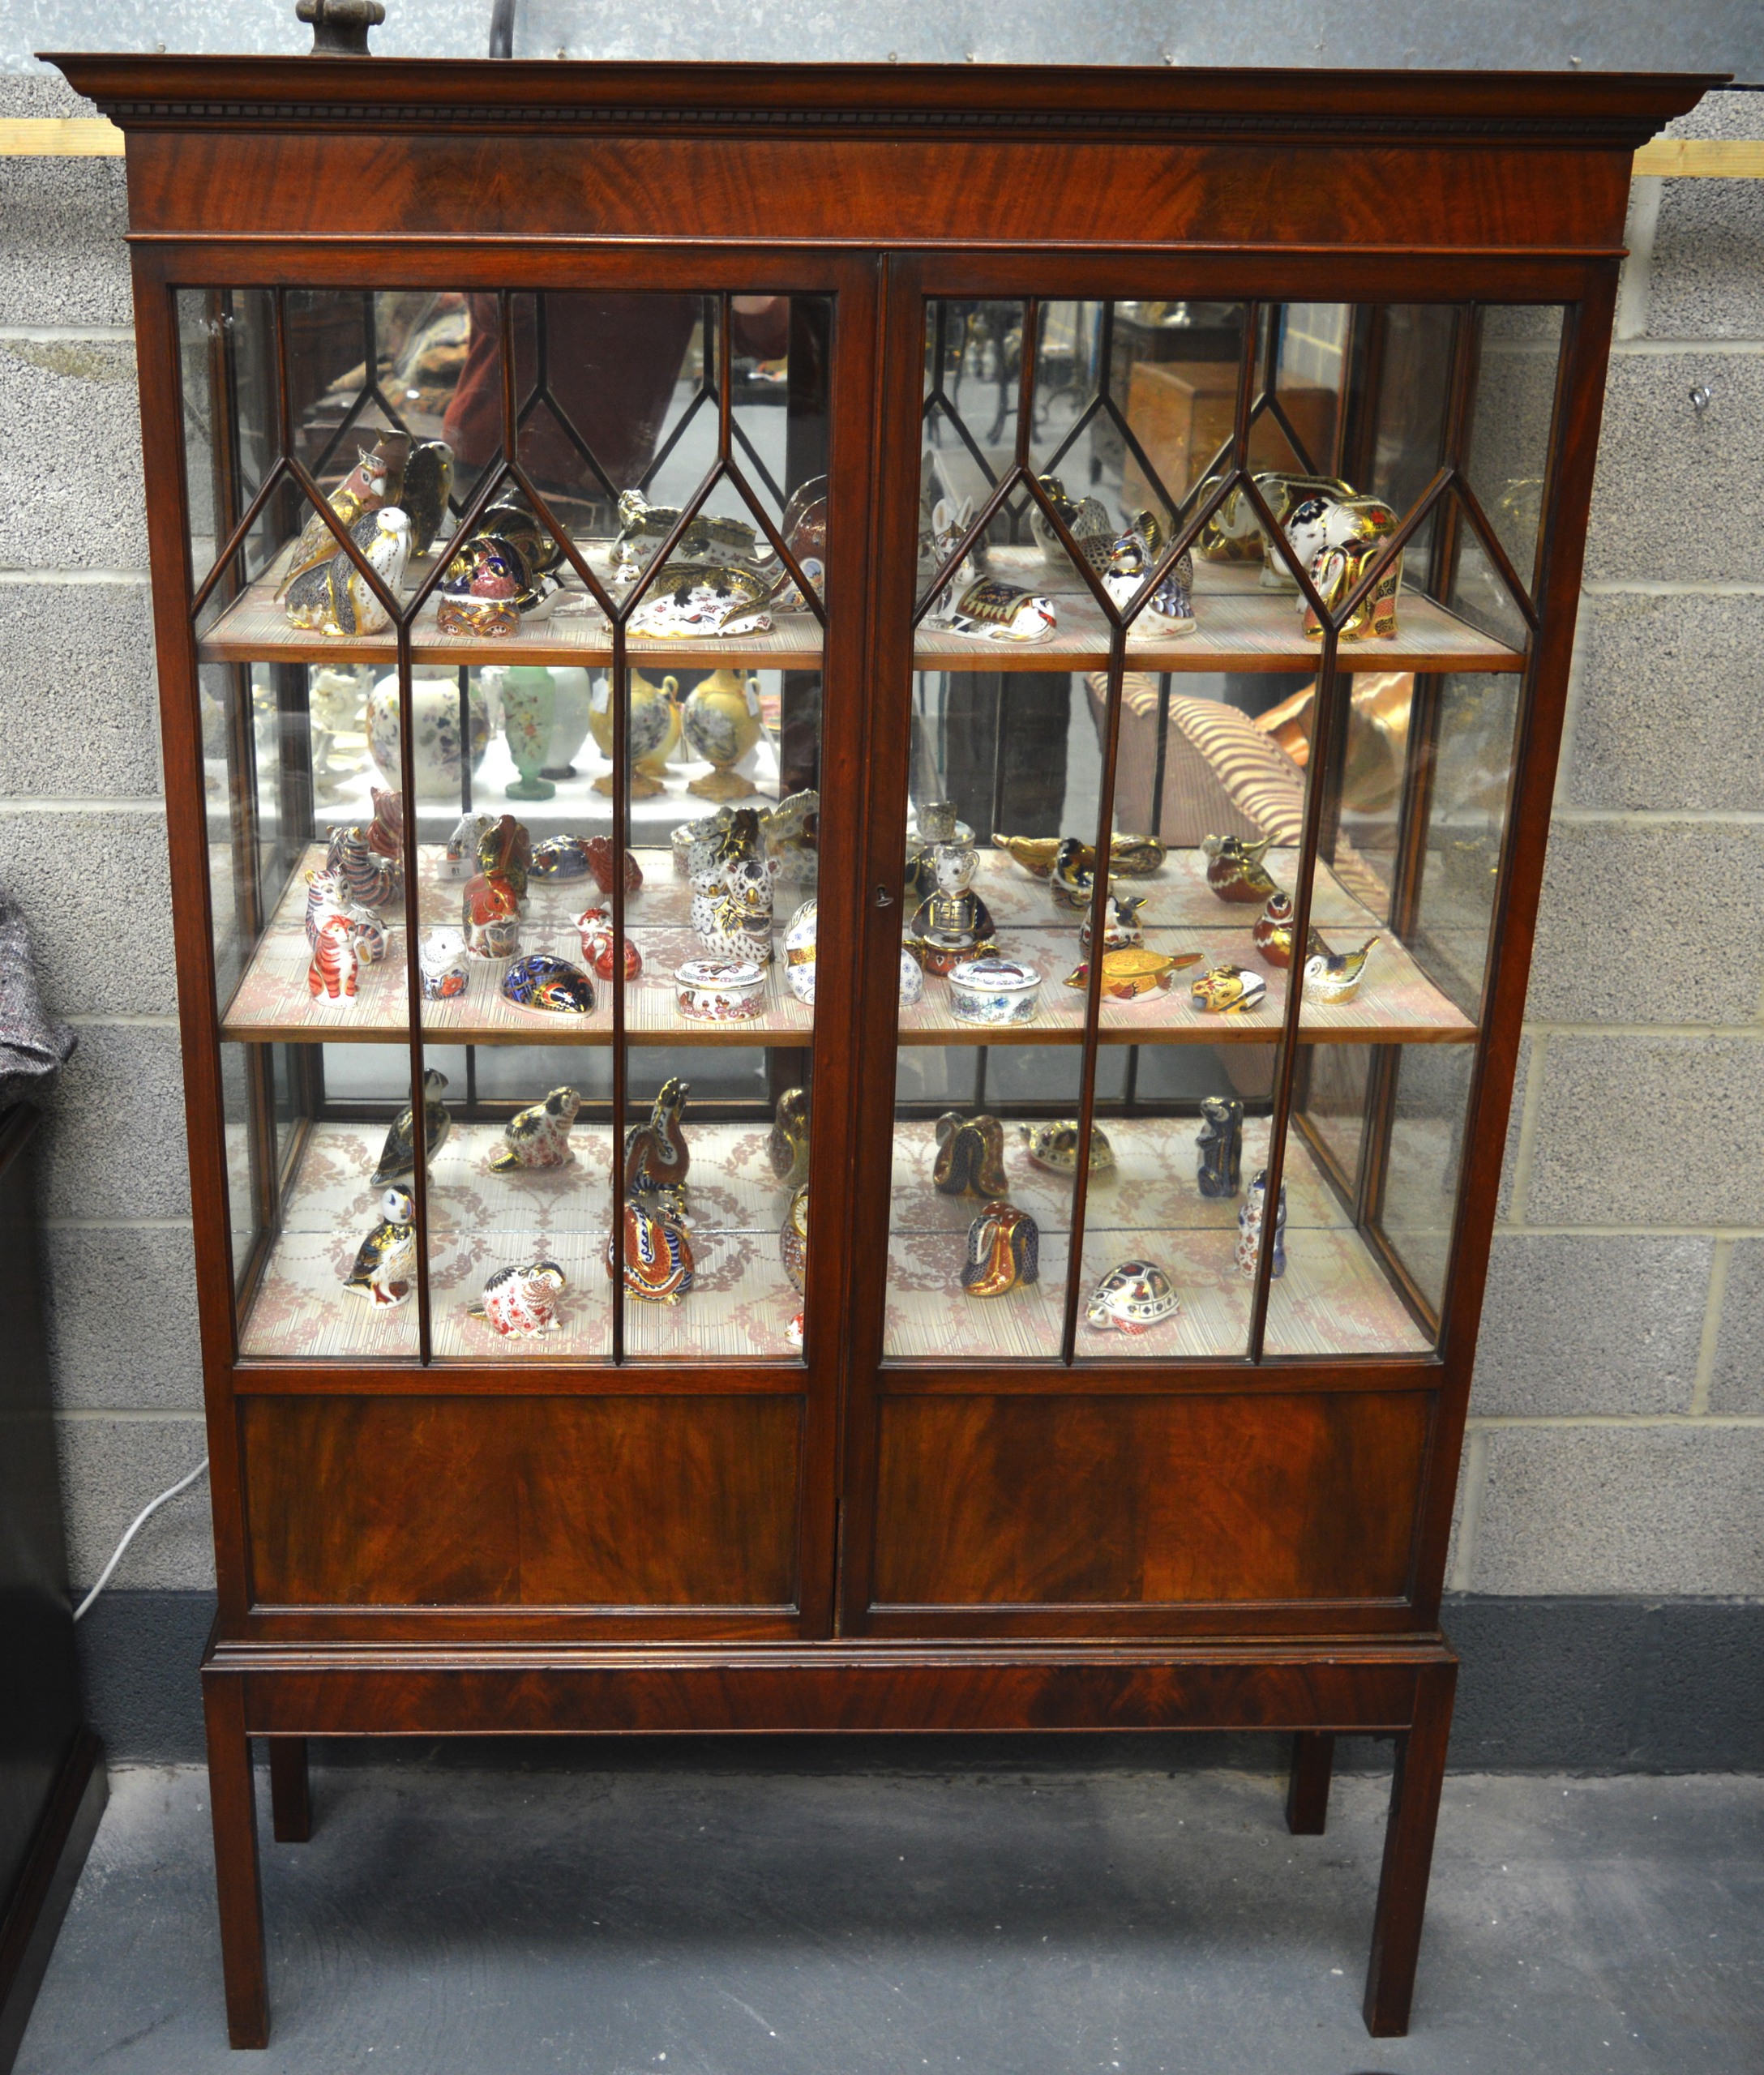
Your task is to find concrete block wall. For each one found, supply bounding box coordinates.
[1,58,1760,1757]
[1448,88,1764,1602]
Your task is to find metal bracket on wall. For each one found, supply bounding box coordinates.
[1,118,1763,173]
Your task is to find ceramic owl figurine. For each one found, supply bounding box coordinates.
[371,1067,450,1187]
[469,1258,567,1337]
[489,1086,581,1173]
[275,430,409,601]
[1196,1097,1244,1200]
[342,1186,417,1308]
[283,507,411,639]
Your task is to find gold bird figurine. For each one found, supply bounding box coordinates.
[370,1068,450,1187]
[342,1186,417,1308]
[1050,836,1095,912]
[1202,834,1281,905]
[1301,935,1379,1005]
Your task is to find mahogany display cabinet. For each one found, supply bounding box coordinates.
[51,50,1715,2045]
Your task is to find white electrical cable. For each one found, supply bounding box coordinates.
[71,1457,210,1624]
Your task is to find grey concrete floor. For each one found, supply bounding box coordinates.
[15,1753,1764,2075]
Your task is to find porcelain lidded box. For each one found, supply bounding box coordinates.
[948,955,1043,1028]
[675,958,766,1022]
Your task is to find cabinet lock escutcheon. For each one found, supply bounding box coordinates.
[874,884,896,908]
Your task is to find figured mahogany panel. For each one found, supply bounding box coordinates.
[118,134,1633,252]
[871,1392,1430,1609]
[242,1396,802,1609]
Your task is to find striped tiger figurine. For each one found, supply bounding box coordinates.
[303,870,386,1000]
[325,818,399,911]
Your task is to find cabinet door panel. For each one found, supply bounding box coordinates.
[870,1391,1428,1609]
[242,1395,802,1609]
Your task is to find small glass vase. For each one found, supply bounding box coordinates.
[500,665,557,801]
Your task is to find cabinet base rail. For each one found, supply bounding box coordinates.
[203,1632,1457,2049]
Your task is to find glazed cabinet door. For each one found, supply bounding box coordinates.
[152,250,877,1635]
[838,260,1583,1638]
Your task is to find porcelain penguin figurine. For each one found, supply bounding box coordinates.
[488,1087,581,1174]
[623,1076,691,1214]
[370,1067,450,1186]
[1196,1096,1244,1200]
[342,1186,417,1307]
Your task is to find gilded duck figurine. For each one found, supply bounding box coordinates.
[1235,1169,1288,1278]
[995,832,1167,881]
[1020,1120,1114,1176]
[607,1196,695,1303]
[623,1076,691,1212]
[962,1200,1040,1298]
[933,1111,1009,1197]
[1196,1096,1244,1200]
[371,1068,450,1187]
[1202,834,1281,905]
[1063,948,1200,1001]
[275,430,409,601]
[780,1183,810,1295]
[469,1258,567,1337]
[768,1086,811,1188]
[1301,935,1378,1005]
[1190,965,1269,1015]
[488,1086,581,1174]
[342,1186,417,1308]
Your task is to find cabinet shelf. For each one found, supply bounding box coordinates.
[240,1114,1428,1366]
[220,843,1475,1047]
[194,554,1521,677]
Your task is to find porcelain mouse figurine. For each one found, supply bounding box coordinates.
[933,1112,1009,1197]
[1196,1096,1244,1200]
[370,1067,450,1186]
[342,1185,417,1308]
[488,1087,581,1173]
[962,1200,1040,1298]
[470,1258,567,1337]
[417,927,469,1001]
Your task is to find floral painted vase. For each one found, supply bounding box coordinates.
[682,669,763,801]
[367,667,490,801]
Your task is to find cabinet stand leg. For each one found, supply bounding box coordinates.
[202,1677,268,2049]
[268,1737,311,1844]
[1286,1731,1334,1835]
[1363,1661,1457,2038]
